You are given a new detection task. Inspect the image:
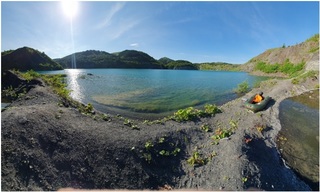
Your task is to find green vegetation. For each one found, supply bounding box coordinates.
[255,59,305,77]
[211,128,233,142]
[306,34,319,53]
[55,50,162,69]
[139,136,182,164]
[158,57,174,65]
[145,141,154,151]
[171,104,221,122]
[291,70,319,85]
[12,70,69,99]
[198,62,240,71]
[187,150,216,167]
[234,80,250,94]
[19,69,41,82]
[124,118,140,130]
[306,34,319,43]
[2,47,63,71]
[2,86,19,101]
[1,49,14,56]
[187,151,207,166]
[164,60,198,70]
[211,120,238,145]
[200,123,211,132]
[41,74,70,99]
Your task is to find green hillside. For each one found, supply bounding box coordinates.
[1,47,63,71]
[55,50,163,69]
[165,60,198,70]
[242,34,319,76]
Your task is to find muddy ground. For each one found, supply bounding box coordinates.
[1,71,318,191]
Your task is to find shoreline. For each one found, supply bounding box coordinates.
[1,72,318,191]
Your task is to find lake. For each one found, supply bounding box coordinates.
[278,90,319,190]
[42,69,267,119]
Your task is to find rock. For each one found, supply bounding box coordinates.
[18,117,28,125]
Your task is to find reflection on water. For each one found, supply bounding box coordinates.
[65,69,83,102]
[278,90,319,190]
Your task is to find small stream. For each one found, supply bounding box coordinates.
[278,90,319,190]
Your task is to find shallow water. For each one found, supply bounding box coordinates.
[278,90,319,190]
[42,69,267,119]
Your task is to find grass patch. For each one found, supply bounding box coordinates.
[41,74,70,99]
[306,34,319,43]
[255,59,305,77]
[291,70,319,85]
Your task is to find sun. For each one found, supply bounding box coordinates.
[61,1,79,20]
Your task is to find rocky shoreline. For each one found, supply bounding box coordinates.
[1,72,318,191]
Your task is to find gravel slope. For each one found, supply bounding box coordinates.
[1,73,318,191]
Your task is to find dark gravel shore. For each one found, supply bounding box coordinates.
[1,72,318,191]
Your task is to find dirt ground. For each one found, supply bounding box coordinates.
[1,72,318,191]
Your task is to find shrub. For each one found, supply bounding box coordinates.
[172,107,200,122]
[306,34,319,43]
[255,60,305,77]
[41,74,70,99]
[235,80,250,94]
[187,151,207,166]
[20,69,40,81]
[171,104,221,122]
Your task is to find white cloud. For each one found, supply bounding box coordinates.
[95,2,125,29]
[130,43,139,47]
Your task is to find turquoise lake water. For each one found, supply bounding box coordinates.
[42,69,267,119]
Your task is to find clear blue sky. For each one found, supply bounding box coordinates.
[1,1,319,64]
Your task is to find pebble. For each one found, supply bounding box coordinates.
[18,117,28,125]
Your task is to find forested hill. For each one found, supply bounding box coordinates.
[1,47,63,71]
[54,50,163,69]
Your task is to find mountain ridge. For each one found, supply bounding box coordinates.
[2,34,318,75]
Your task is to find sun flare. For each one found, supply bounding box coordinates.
[61,1,79,20]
